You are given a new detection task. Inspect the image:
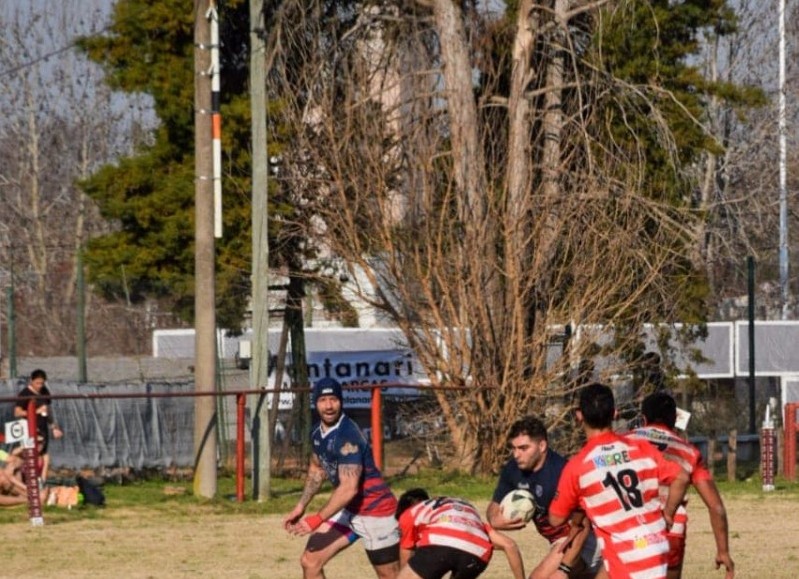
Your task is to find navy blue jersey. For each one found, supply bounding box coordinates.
[492,448,570,542]
[312,413,397,516]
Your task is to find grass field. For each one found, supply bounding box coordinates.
[0,471,796,578]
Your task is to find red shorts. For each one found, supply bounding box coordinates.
[666,533,686,569]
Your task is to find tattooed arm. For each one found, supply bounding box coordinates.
[283,454,327,531]
[287,461,363,536]
[316,462,362,521]
[299,454,327,508]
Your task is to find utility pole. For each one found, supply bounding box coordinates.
[193,0,218,499]
[748,256,756,434]
[6,282,15,379]
[249,0,272,501]
[77,247,87,383]
[287,258,311,464]
[778,0,789,319]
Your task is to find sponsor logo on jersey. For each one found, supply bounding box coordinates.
[340,442,359,456]
[634,533,666,549]
[592,450,632,468]
[643,429,670,443]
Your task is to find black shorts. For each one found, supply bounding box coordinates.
[407,546,488,579]
[37,433,49,456]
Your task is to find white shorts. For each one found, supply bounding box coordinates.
[329,509,400,552]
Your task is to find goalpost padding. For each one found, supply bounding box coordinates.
[761,425,776,491]
[783,403,799,481]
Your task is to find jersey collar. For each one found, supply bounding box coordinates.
[320,414,344,438]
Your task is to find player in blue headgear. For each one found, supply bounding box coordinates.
[284,377,401,578]
[312,377,345,432]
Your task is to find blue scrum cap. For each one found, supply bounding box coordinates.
[313,377,343,404]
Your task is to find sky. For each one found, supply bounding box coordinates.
[0,0,157,149]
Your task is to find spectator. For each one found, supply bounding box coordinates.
[14,369,63,485]
[0,447,27,504]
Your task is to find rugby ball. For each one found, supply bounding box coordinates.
[499,489,536,522]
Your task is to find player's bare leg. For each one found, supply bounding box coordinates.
[396,565,424,579]
[372,560,399,579]
[300,522,353,579]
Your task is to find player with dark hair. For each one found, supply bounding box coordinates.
[283,377,400,579]
[395,487,525,579]
[627,392,734,579]
[487,416,601,578]
[549,383,690,579]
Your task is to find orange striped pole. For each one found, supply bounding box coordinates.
[236,393,246,502]
[370,386,383,471]
[207,1,222,238]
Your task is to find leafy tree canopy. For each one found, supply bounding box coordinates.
[78,0,264,328]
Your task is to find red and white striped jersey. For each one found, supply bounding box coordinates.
[627,425,712,537]
[550,431,682,579]
[398,497,493,562]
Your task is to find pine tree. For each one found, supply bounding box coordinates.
[79,0,255,328]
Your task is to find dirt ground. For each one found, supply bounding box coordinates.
[0,495,795,578]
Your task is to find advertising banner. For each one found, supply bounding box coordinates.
[272,349,426,409]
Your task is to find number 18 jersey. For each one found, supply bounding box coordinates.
[550,431,682,579]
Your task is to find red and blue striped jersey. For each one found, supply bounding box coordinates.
[312,413,397,516]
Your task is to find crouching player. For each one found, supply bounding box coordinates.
[396,488,525,579]
[627,393,734,579]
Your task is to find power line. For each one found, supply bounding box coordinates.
[1,0,241,78]
[0,44,77,77]
[0,1,150,78]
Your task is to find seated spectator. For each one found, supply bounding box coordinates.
[0,448,36,507]
[0,448,26,496]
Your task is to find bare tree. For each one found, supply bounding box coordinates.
[694,0,799,316]
[265,0,731,471]
[0,1,158,358]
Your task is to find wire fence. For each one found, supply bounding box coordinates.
[0,379,466,478]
